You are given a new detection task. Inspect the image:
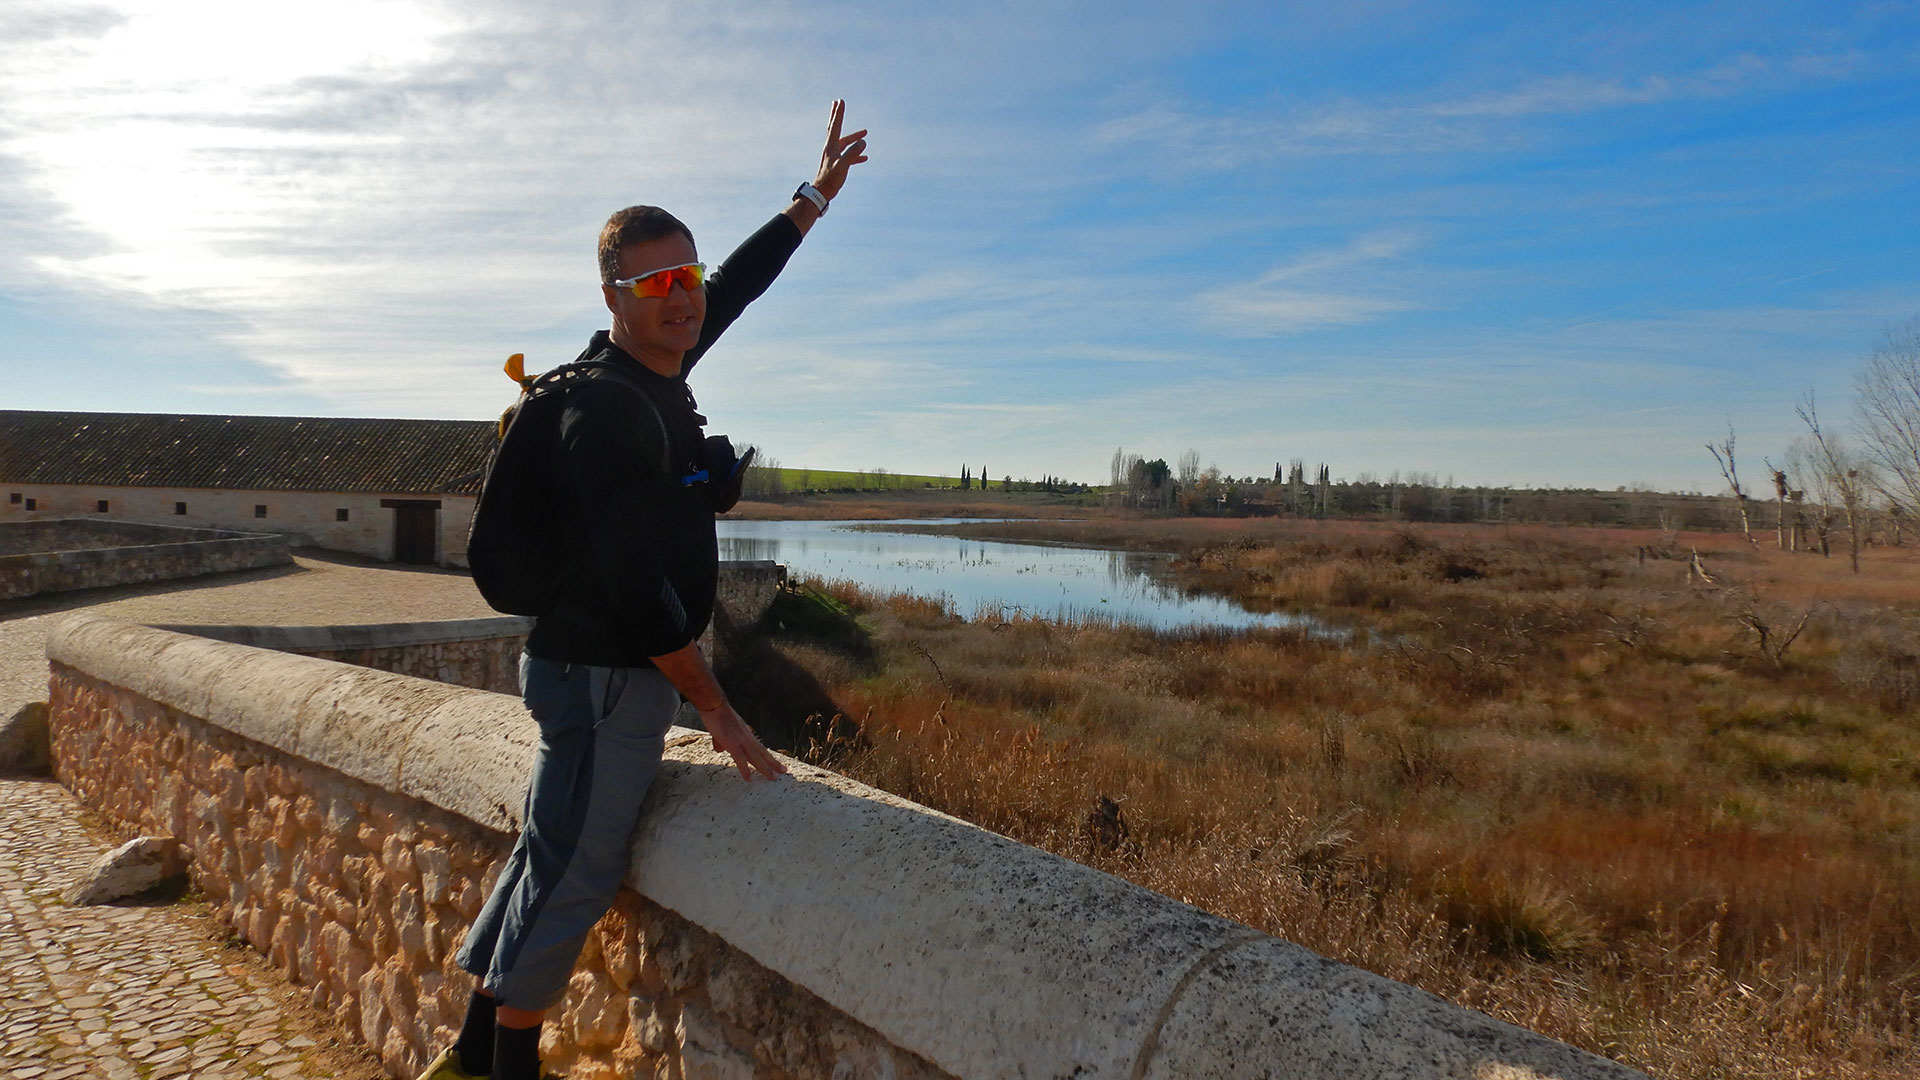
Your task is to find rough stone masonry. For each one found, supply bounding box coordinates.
[46,654,946,1079]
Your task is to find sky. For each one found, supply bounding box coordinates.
[2,1,1916,491]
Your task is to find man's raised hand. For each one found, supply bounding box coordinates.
[813,98,868,201]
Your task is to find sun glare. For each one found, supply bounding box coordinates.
[5,0,455,303]
[82,0,446,90]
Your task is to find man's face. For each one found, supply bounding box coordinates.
[604,232,705,366]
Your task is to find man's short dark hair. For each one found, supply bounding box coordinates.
[598,206,696,283]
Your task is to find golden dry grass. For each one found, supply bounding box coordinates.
[745,518,1920,1079]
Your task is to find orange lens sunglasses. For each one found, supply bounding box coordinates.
[609,261,706,298]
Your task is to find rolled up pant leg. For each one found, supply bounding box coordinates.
[456,655,678,1011]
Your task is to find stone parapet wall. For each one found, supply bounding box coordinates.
[156,561,788,696]
[45,614,1647,1080]
[0,518,236,555]
[710,560,784,634]
[160,617,535,694]
[0,519,289,600]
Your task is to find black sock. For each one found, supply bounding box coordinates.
[494,1022,542,1080]
[452,991,497,1075]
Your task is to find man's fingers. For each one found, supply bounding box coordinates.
[727,746,783,782]
[826,98,844,144]
[757,744,790,778]
[711,717,787,781]
[743,740,785,780]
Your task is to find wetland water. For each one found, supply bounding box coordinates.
[716,519,1312,633]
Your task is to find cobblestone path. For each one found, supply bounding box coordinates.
[1,553,497,1079]
[0,777,385,1079]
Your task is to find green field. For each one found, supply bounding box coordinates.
[765,467,957,491]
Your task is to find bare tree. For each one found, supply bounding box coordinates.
[1854,315,1920,518]
[1177,448,1201,488]
[1762,458,1789,550]
[1796,392,1867,572]
[1785,439,1833,556]
[1706,423,1754,543]
[740,450,785,499]
[1733,597,1824,669]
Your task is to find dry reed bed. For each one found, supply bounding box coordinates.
[761,518,1919,1079]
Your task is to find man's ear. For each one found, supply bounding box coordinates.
[601,284,619,317]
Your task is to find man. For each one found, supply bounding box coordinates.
[420,101,868,1080]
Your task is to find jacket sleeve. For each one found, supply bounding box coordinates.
[552,383,698,656]
[684,214,804,372]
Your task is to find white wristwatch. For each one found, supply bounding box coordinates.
[793,182,829,214]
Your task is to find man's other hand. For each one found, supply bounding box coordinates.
[702,703,790,782]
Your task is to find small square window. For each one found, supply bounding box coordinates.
[254,504,267,518]
[175,502,187,515]
[24,498,36,511]
[96,500,110,513]
[336,508,350,522]
[7,493,19,504]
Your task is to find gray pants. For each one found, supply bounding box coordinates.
[455,654,678,1011]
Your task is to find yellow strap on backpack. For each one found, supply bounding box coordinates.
[497,353,534,438]
[504,352,534,389]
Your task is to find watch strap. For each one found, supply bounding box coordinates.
[794,182,829,214]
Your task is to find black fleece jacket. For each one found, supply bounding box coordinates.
[523,214,802,667]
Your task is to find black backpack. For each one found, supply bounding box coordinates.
[466,354,752,616]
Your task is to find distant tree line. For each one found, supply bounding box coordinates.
[1104,445,1758,530]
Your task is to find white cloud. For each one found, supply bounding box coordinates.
[1086,42,1880,170]
[1199,233,1421,335]
[1422,55,1770,118]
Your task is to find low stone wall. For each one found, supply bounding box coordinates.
[0,519,210,555]
[159,617,534,694]
[156,562,788,696]
[710,560,784,635]
[46,614,1647,1080]
[0,519,289,600]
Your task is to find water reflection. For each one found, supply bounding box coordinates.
[716,519,1313,633]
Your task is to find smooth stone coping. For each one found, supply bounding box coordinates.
[46,614,1648,1080]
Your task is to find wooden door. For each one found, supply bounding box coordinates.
[393,503,437,564]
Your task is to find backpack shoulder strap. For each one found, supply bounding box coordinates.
[539,355,676,480]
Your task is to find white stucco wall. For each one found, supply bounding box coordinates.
[0,484,473,567]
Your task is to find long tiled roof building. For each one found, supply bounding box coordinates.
[0,410,496,566]
[0,410,493,495]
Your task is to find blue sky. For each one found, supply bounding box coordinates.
[2,1,1915,490]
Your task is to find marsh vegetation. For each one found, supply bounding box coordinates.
[729,517,1920,1079]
